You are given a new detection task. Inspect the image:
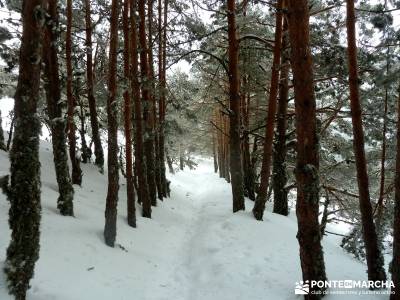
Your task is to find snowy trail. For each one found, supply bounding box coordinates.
[0,144,390,299]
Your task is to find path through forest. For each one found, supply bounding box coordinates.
[0,141,389,299]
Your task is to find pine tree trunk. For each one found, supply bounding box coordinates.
[5,0,44,298]
[227,0,245,212]
[165,147,174,174]
[123,0,136,228]
[43,0,74,216]
[217,111,225,178]
[252,0,284,220]
[224,114,230,183]
[376,52,390,229]
[0,110,6,151]
[6,115,14,151]
[272,18,289,216]
[148,0,163,201]
[66,0,82,186]
[179,143,184,171]
[138,0,152,217]
[161,0,169,196]
[287,0,327,297]
[78,98,91,163]
[84,0,104,171]
[391,82,400,299]
[345,0,386,282]
[242,92,255,200]
[158,0,168,198]
[213,128,218,173]
[104,0,120,247]
[131,0,150,209]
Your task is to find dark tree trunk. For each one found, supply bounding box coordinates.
[165,147,174,174]
[43,0,74,216]
[78,98,91,163]
[179,143,184,171]
[272,18,289,216]
[287,0,327,297]
[217,111,225,179]
[227,0,245,212]
[131,0,150,209]
[242,92,255,201]
[147,0,162,201]
[104,0,120,247]
[213,128,218,173]
[123,0,136,228]
[253,0,283,221]
[223,114,230,183]
[138,0,152,217]
[157,0,168,198]
[4,0,44,298]
[84,0,104,171]
[376,52,390,229]
[391,82,400,299]
[345,0,386,282]
[6,115,14,151]
[0,110,6,151]
[66,0,82,186]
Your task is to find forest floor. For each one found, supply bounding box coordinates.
[0,139,390,299]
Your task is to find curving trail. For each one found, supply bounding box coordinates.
[0,143,387,300]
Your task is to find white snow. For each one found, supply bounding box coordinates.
[0,139,391,299]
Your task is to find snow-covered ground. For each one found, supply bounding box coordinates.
[0,139,391,299]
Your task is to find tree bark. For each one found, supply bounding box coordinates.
[287,0,327,297]
[0,110,6,151]
[6,115,14,151]
[104,0,120,247]
[345,0,386,282]
[158,0,168,198]
[124,0,136,228]
[66,0,82,185]
[84,0,104,171]
[272,18,289,216]
[43,0,74,216]
[147,0,163,201]
[4,1,44,298]
[376,49,390,228]
[391,82,400,299]
[213,127,218,173]
[252,0,284,220]
[138,0,152,217]
[227,0,245,212]
[131,0,150,209]
[78,97,91,163]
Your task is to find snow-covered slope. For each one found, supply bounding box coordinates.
[0,140,389,299]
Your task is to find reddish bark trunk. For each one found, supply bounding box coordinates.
[131,0,150,211]
[287,0,327,296]
[272,18,289,216]
[158,0,168,198]
[123,0,136,228]
[252,0,284,221]
[84,0,104,171]
[139,0,153,217]
[345,0,386,282]
[148,0,162,202]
